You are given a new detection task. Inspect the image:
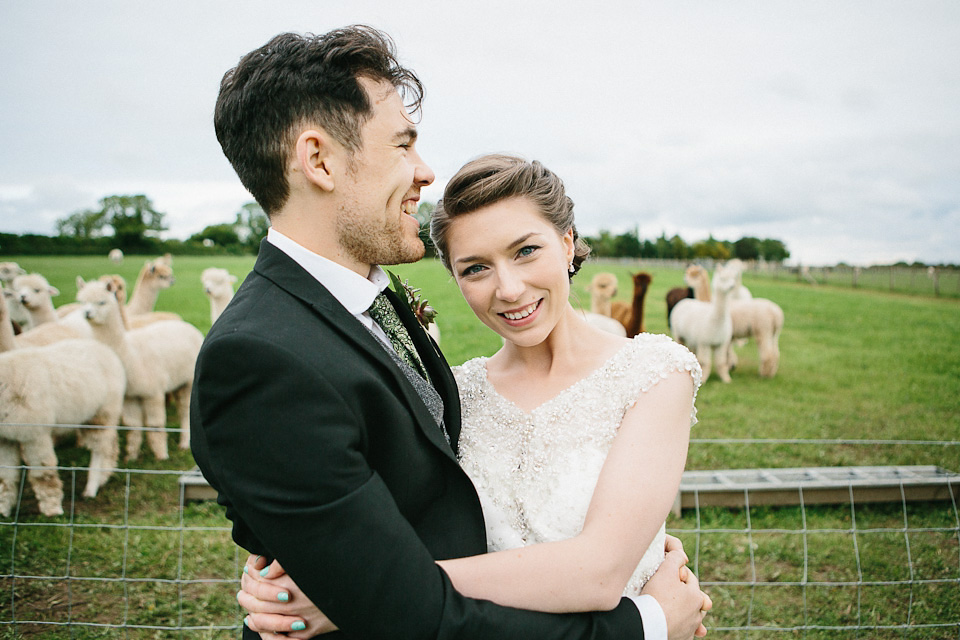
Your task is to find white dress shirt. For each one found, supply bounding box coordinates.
[266,227,667,640]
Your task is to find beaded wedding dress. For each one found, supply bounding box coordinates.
[454,333,701,595]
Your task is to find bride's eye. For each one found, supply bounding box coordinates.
[517,245,540,259]
[460,263,486,277]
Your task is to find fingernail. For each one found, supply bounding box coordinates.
[292,621,306,631]
[278,591,289,602]
[260,567,270,577]
[236,590,243,602]
[243,615,251,628]
[243,565,249,574]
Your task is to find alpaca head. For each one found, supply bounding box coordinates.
[13,273,59,311]
[587,273,618,300]
[201,268,237,300]
[0,262,26,286]
[98,274,128,306]
[683,265,707,288]
[77,277,122,326]
[141,259,176,289]
[711,264,738,295]
[723,259,745,285]
[632,272,653,291]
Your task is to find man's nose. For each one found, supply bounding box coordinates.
[413,152,435,187]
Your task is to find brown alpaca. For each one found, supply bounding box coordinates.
[610,272,653,338]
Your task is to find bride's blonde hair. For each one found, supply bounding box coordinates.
[430,154,591,277]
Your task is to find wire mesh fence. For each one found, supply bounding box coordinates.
[1,430,958,639]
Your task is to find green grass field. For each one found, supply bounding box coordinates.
[1,254,958,638]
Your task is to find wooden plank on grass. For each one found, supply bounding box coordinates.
[675,465,960,514]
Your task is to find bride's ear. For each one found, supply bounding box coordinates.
[562,228,576,263]
[294,129,343,192]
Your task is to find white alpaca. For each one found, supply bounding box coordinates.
[1,263,31,331]
[0,337,125,517]
[201,267,237,325]
[581,311,627,336]
[108,248,124,264]
[669,265,737,383]
[77,277,203,461]
[727,298,785,378]
[2,288,32,335]
[126,258,176,317]
[13,274,93,346]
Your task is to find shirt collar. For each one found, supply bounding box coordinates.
[266,227,389,316]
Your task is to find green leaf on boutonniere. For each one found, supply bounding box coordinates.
[386,270,438,329]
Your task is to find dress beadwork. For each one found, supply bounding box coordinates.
[454,333,701,595]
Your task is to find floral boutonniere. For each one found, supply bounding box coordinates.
[387,270,438,329]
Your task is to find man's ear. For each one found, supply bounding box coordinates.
[295,129,342,192]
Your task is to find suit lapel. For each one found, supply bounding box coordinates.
[253,243,460,461]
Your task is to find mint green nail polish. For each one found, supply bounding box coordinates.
[243,566,249,574]
[243,615,251,627]
[278,591,289,602]
[260,567,269,577]
[292,621,306,631]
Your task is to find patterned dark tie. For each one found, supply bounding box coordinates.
[368,292,429,380]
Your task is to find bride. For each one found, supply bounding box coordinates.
[239,154,708,636]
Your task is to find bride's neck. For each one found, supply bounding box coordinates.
[493,307,619,380]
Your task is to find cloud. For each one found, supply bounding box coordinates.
[1,1,958,265]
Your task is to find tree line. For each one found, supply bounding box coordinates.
[582,228,790,262]
[2,195,269,256]
[3,194,790,263]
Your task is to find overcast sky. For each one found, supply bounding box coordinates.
[2,1,958,265]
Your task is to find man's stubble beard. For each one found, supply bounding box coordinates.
[335,209,426,267]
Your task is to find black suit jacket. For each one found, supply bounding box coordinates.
[190,240,646,639]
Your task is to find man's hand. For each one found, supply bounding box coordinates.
[238,554,338,639]
[643,537,712,639]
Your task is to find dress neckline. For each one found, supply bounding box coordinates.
[478,336,640,417]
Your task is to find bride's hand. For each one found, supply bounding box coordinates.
[238,554,338,638]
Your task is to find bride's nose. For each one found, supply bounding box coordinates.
[495,267,524,302]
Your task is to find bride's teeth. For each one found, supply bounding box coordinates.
[503,301,538,320]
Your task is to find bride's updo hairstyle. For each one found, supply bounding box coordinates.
[430,154,591,278]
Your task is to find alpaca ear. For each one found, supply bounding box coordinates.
[75,276,86,291]
[48,285,60,297]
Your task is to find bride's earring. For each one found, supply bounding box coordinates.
[568,260,575,274]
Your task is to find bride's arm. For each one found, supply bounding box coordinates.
[436,368,695,614]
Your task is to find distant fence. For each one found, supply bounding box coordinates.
[1,429,958,638]
[592,258,960,298]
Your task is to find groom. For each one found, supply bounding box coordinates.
[191,26,707,640]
